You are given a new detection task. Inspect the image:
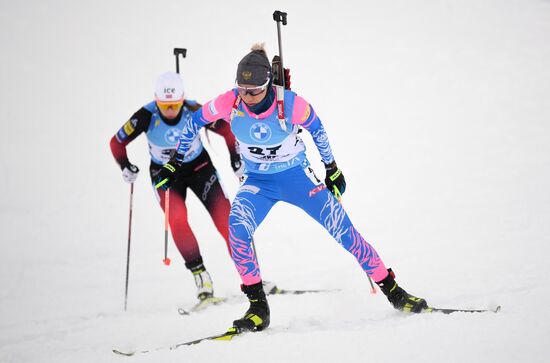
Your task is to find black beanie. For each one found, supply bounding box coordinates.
[236,45,272,86]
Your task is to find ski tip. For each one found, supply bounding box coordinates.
[112,349,135,356]
[190,296,228,312]
[424,304,502,314]
[178,308,190,315]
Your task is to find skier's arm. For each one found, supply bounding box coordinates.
[109,107,151,169]
[205,120,242,174]
[291,96,335,165]
[206,120,238,156]
[175,90,236,157]
[191,96,241,171]
[156,91,238,190]
[292,96,345,197]
[184,99,202,112]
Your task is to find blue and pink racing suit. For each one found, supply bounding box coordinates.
[175,87,389,285]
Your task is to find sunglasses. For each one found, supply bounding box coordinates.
[236,78,270,96]
[156,100,183,112]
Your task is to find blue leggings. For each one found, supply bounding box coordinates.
[228,165,388,285]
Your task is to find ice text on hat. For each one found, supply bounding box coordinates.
[164,87,176,99]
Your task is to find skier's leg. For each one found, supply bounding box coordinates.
[280,166,389,282]
[153,171,213,300]
[228,177,277,286]
[155,186,201,263]
[187,162,231,255]
[189,162,281,294]
[229,176,276,331]
[281,166,428,312]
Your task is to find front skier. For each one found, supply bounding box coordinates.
[154,45,428,331]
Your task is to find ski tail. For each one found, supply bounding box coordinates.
[172,327,243,348]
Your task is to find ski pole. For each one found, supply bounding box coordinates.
[273,10,288,88]
[124,183,134,310]
[367,272,377,294]
[160,48,187,266]
[163,190,171,265]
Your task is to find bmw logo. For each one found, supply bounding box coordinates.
[250,122,272,143]
[165,128,181,145]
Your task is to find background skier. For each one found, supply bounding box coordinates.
[110,72,241,302]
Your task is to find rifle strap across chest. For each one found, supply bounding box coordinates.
[230,86,288,132]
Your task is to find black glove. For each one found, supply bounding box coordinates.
[230,152,244,177]
[324,161,346,199]
[153,154,184,190]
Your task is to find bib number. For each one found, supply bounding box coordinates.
[248,145,282,156]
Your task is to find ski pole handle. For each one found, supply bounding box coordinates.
[273,10,287,25]
[173,48,187,74]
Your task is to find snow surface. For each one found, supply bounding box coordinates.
[1,0,550,362]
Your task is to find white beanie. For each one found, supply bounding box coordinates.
[155,72,184,102]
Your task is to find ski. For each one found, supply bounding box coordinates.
[269,287,339,295]
[172,326,244,347]
[178,288,338,316]
[112,327,245,356]
[178,296,227,316]
[424,305,501,314]
[112,349,148,357]
[113,304,502,355]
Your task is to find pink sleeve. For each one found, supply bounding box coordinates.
[200,90,237,123]
[291,95,316,127]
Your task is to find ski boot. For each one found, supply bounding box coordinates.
[186,258,214,301]
[376,269,428,313]
[233,281,270,332]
